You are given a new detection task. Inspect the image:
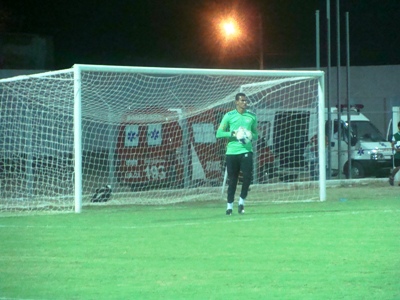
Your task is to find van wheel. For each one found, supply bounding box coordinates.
[344,161,365,179]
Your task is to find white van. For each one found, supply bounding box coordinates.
[326,105,392,178]
[256,108,313,182]
[256,105,393,181]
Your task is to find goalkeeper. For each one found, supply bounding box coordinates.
[216,93,258,215]
[389,121,400,186]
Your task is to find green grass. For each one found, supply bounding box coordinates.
[0,184,399,300]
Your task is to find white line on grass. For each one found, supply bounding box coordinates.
[0,209,399,230]
[0,297,45,300]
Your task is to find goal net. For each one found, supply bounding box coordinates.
[0,65,325,213]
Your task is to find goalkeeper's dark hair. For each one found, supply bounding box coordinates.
[398,121,400,127]
[235,92,246,101]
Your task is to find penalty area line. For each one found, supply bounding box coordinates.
[0,209,399,230]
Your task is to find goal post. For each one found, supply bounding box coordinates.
[74,65,83,213]
[318,79,326,202]
[0,64,325,213]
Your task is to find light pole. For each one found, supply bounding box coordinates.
[258,14,263,70]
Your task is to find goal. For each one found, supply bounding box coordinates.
[0,65,325,213]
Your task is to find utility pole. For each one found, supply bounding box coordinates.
[259,14,264,70]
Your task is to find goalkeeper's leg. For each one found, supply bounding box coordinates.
[389,159,400,186]
[239,152,253,202]
[226,155,240,213]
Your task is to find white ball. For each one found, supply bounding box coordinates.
[395,141,400,149]
[236,127,253,144]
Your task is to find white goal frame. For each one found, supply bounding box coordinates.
[72,64,326,212]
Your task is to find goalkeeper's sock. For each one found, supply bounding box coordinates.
[239,197,245,205]
[227,202,233,210]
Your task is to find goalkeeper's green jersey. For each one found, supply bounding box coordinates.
[216,109,258,155]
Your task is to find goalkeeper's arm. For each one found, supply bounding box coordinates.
[216,126,236,140]
[216,117,236,140]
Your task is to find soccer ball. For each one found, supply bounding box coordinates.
[395,141,400,149]
[235,127,253,144]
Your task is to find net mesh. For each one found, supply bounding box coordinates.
[0,66,323,213]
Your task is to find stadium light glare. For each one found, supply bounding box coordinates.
[222,20,236,37]
[218,14,263,69]
[219,17,241,41]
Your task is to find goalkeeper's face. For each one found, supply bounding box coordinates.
[236,96,248,111]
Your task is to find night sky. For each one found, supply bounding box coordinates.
[1,0,399,70]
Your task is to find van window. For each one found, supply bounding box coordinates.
[326,120,350,142]
[350,121,386,142]
[273,112,309,168]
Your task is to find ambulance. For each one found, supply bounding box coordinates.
[115,107,275,190]
[115,108,186,190]
[326,105,392,178]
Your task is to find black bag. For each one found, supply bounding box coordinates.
[91,185,112,202]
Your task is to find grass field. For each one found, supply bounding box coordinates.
[0,181,399,300]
